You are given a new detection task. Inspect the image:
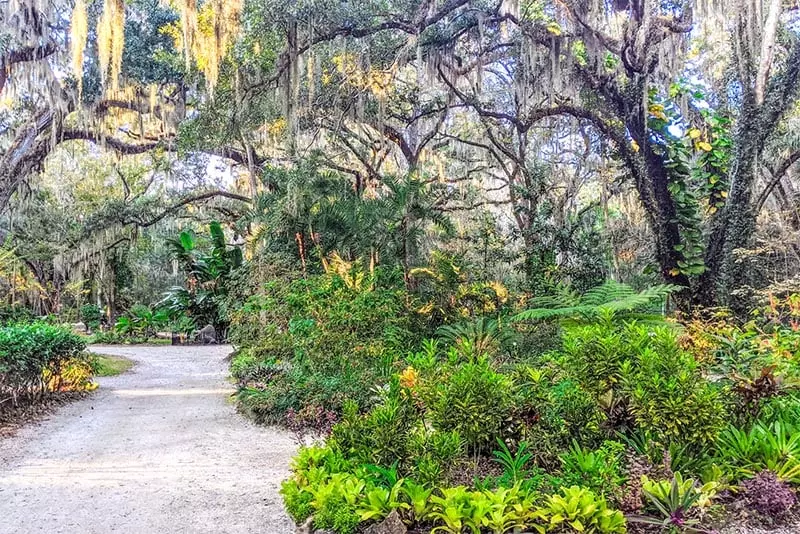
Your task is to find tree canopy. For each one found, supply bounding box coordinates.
[2,0,800,313]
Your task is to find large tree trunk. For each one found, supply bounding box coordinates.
[699,43,800,305]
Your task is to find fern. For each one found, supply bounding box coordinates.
[513,280,680,323]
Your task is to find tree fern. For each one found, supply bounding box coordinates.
[513,280,680,322]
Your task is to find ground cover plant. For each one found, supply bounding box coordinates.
[89,354,135,377]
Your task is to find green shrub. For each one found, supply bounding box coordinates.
[514,371,606,463]
[560,319,726,448]
[230,272,421,426]
[429,359,514,452]
[559,320,653,397]
[407,428,465,485]
[623,344,726,448]
[0,305,35,326]
[758,394,800,426]
[80,304,102,332]
[331,390,417,467]
[0,322,89,409]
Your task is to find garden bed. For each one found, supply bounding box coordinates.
[0,390,92,438]
[229,272,800,533]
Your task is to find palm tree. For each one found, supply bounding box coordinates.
[374,174,453,285]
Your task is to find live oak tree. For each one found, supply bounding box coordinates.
[430,1,800,306]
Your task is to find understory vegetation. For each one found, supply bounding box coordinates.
[230,264,800,533]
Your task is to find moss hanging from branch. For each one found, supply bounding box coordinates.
[97,0,125,90]
[163,0,243,94]
[69,0,88,96]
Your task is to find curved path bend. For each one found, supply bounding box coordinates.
[0,345,296,534]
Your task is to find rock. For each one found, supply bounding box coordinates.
[312,530,334,534]
[295,517,313,534]
[196,324,217,344]
[363,510,406,534]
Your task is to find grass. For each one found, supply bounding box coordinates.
[90,354,135,377]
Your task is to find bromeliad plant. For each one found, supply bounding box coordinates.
[714,420,800,484]
[630,472,717,533]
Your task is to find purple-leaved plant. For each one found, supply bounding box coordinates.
[742,470,796,520]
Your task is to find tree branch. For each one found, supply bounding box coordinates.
[61,129,169,154]
[756,150,800,213]
[133,191,252,228]
[0,42,58,94]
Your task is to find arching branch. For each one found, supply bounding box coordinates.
[61,129,169,155]
[131,191,252,228]
[756,150,800,213]
[0,42,58,94]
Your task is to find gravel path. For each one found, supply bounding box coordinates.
[0,344,296,534]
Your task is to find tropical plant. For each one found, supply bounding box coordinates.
[559,440,626,499]
[513,281,679,323]
[160,221,243,339]
[437,318,513,358]
[532,485,627,533]
[714,421,800,483]
[429,359,514,452]
[492,439,534,486]
[114,304,167,339]
[401,480,434,522]
[357,479,409,522]
[630,472,716,533]
[427,486,482,534]
[410,251,507,323]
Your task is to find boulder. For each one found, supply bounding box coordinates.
[363,510,406,534]
[295,517,313,534]
[196,324,217,344]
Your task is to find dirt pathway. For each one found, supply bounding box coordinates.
[0,345,296,534]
